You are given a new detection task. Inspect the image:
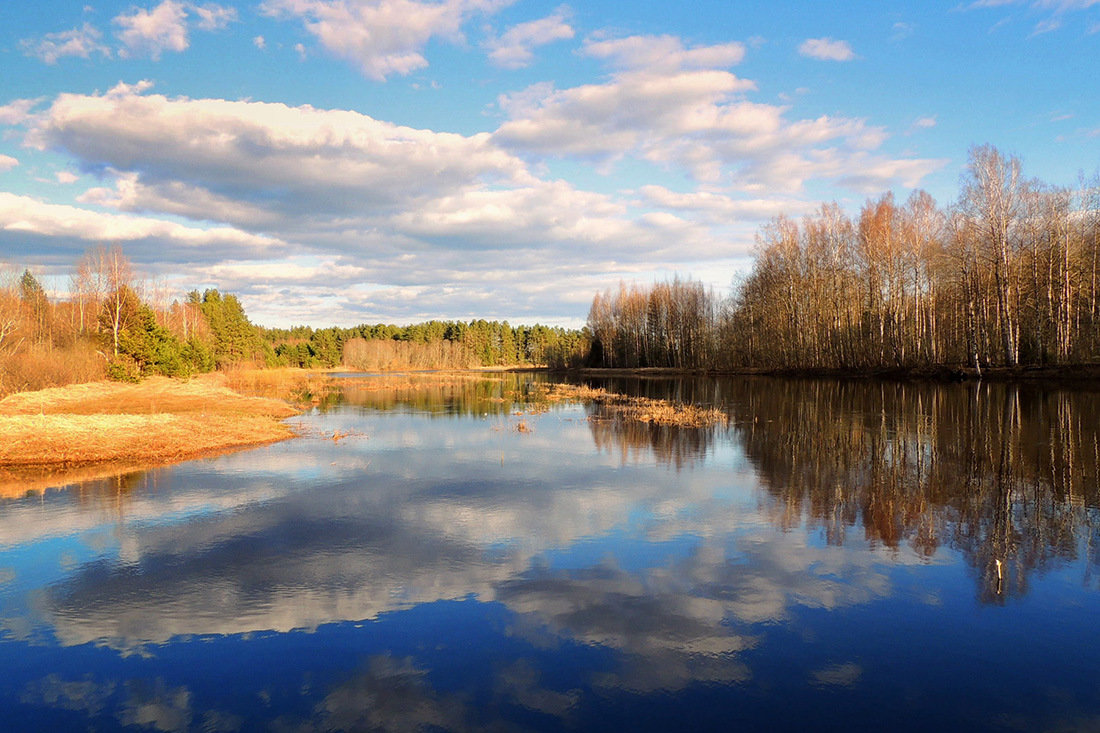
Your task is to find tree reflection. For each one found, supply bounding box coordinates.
[721,379,1100,603]
[586,408,717,469]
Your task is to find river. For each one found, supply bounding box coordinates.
[1,373,1098,731]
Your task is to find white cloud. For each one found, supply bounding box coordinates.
[907,115,938,134]
[253,35,266,49]
[261,0,513,80]
[493,55,937,193]
[27,81,532,225]
[114,0,191,59]
[495,70,759,168]
[485,8,574,69]
[0,99,42,126]
[638,185,817,223]
[192,2,238,30]
[798,37,856,61]
[56,171,79,184]
[112,1,236,60]
[0,155,18,172]
[20,23,111,64]
[583,34,746,71]
[0,191,288,262]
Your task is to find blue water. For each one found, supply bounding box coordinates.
[1,375,1097,731]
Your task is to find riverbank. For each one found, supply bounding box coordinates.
[0,374,301,470]
[564,363,1100,383]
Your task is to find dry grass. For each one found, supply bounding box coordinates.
[0,340,106,398]
[534,383,728,428]
[0,374,299,470]
[221,367,336,402]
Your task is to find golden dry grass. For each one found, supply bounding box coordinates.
[535,384,728,428]
[0,374,299,470]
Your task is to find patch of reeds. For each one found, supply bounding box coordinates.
[531,383,728,428]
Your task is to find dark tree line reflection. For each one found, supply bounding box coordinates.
[581,377,1100,603]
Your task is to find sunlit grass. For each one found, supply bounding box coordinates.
[0,374,300,470]
[530,383,728,427]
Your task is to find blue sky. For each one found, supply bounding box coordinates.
[1,0,1098,327]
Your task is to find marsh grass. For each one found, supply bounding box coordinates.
[531,383,728,428]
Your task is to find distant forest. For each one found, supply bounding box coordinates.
[0,245,585,396]
[586,145,1100,373]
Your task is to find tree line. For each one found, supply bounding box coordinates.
[266,320,586,371]
[0,245,588,396]
[0,245,276,393]
[586,145,1100,373]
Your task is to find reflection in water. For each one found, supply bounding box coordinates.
[1,374,1099,731]
[586,406,719,469]
[722,379,1100,603]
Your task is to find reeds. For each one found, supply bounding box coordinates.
[534,384,728,427]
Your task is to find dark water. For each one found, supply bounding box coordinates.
[1,374,1099,732]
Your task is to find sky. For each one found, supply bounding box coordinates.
[1,0,1099,328]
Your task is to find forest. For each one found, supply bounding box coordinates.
[0,245,586,397]
[586,145,1100,373]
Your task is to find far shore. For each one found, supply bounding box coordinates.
[559,364,1100,383]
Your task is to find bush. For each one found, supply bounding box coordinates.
[105,356,142,383]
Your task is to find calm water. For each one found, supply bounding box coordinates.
[1,374,1099,732]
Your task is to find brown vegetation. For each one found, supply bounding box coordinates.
[0,374,299,469]
[586,145,1100,375]
[535,383,728,427]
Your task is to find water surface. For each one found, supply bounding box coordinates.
[1,374,1098,731]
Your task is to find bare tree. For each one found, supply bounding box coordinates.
[97,246,135,357]
[960,144,1023,366]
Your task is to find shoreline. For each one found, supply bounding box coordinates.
[557,364,1100,384]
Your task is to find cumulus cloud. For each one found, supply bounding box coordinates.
[493,49,939,192]
[798,37,856,61]
[0,155,18,172]
[114,0,190,59]
[485,7,574,68]
[0,192,288,264]
[20,23,111,64]
[113,1,236,60]
[12,81,745,323]
[22,81,725,261]
[260,0,512,80]
[26,81,531,224]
